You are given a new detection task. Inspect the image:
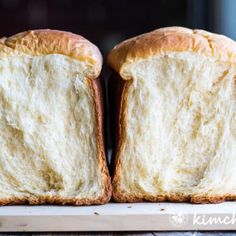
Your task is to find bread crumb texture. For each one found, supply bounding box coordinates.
[115,52,236,202]
[0,54,104,201]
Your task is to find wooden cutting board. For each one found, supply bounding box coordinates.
[1,202,236,232]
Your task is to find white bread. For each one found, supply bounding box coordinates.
[108,27,236,203]
[0,29,111,205]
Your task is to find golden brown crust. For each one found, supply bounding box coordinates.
[91,77,112,204]
[0,194,109,206]
[1,192,235,205]
[108,26,236,79]
[111,75,134,202]
[112,190,236,204]
[108,73,126,177]
[0,29,102,78]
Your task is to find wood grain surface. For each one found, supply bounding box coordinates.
[1,203,236,232]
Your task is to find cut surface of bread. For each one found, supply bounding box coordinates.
[108,27,236,203]
[0,30,111,205]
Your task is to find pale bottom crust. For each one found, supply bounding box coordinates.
[113,189,236,204]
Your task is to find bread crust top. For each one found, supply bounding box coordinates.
[0,29,102,79]
[107,27,236,79]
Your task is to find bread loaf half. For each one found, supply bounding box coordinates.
[108,27,236,203]
[0,30,111,205]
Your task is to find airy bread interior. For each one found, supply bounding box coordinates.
[0,54,104,201]
[116,52,236,200]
